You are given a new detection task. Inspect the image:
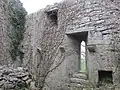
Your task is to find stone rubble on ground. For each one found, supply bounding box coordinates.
[0,65,36,90]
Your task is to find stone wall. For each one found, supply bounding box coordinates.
[23,0,120,90]
[0,0,11,65]
[0,0,31,89]
[0,65,35,90]
[0,0,26,66]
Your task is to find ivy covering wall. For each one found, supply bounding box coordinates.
[8,0,27,62]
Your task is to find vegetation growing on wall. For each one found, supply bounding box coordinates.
[8,0,27,62]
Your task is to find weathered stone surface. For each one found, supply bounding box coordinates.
[5,0,120,90]
[0,0,119,89]
[72,73,87,80]
[0,0,11,65]
[70,78,92,87]
[0,65,36,90]
[0,0,27,66]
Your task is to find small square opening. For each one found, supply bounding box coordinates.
[46,9,58,24]
[98,70,113,86]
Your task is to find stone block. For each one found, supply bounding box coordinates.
[70,87,83,90]
[70,78,91,86]
[72,73,87,80]
[115,88,120,90]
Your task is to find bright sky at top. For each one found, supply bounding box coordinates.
[20,0,63,14]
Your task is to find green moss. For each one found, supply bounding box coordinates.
[8,0,27,62]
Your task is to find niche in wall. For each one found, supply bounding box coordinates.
[46,8,58,24]
[98,70,113,86]
[87,44,96,52]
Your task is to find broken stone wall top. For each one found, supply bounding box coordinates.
[23,0,120,89]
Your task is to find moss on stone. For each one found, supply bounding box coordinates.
[8,0,27,62]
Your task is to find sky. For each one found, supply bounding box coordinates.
[20,0,63,14]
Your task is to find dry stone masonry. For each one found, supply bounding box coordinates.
[0,0,27,66]
[0,66,35,90]
[23,0,120,90]
[1,0,120,90]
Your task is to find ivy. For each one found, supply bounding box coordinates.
[8,0,27,62]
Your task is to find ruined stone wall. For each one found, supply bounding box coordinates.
[0,65,35,90]
[0,0,11,65]
[64,0,120,89]
[24,0,120,90]
[0,0,27,66]
[23,4,70,89]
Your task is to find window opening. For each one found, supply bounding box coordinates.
[66,31,88,72]
[80,41,87,72]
